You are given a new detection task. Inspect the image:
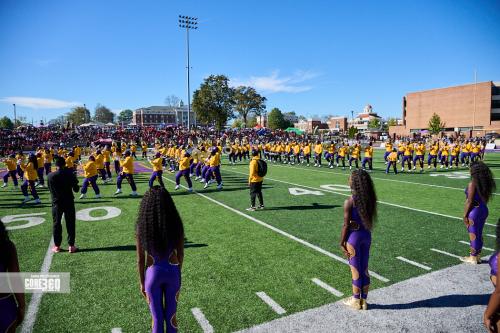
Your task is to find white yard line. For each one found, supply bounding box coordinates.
[486,223,497,227]
[191,308,214,333]
[224,169,463,221]
[111,328,122,333]
[430,248,462,259]
[162,175,390,283]
[486,234,496,238]
[311,278,344,297]
[396,256,431,271]
[458,240,495,252]
[258,161,500,195]
[256,292,287,315]
[21,238,55,333]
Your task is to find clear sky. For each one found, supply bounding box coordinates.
[1,0,499,124]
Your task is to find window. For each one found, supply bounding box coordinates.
[492,100,500,108]
[492,113,500,121]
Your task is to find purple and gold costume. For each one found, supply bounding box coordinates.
[489,251,498,285]
[0,262,18,332]
[346,199,371,300]
[145,248,181,333]
[465,187,489,257]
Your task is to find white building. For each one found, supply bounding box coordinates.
[349,105,382,132]
[132,105,195,127]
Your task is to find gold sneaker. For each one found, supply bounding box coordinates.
[342,296,361,310]
[460,255,480,264]
[360,299,368,310]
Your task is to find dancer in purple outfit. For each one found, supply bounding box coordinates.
[339,169,377,310]
[0,220,26,332]
[461,161,496,264]
[136,186,184,333]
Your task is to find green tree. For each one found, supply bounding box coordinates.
[117,109,133,124]
[367,118,381,129]
[192,75,235,130]
[94,104,114,123]
[66,106,91,126]
[0,116,14,129]
[247,116,258,128]
[267,108,286,130]
[232,119,243,128]
[428,113,445,135]
[387,118,398,126]
[348,126,358,138]
[233,86,266,127]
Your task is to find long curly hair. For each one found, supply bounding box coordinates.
[470,161,496,203]
[350,169,377,230]
[136,186,184,256]
[0,220,13,268]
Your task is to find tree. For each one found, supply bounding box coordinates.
[233,86,266,127]
[0,116,14,129]
[367,118,381,129]
[387,118,398,127]
[232,119,243,128]
[66,106,91,126]
[247,116,258,128]
[298,115,307,122]
[117,109,133,124]
[428,113,445,135]
[94,104,114,123]
[165,95,181,107]
[348,126,358,138]
[267,108,286,130]
[192,75,235,130]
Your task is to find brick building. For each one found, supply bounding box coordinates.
[326,116,348,132]
[390,81,500,137]
[132,105,195,127]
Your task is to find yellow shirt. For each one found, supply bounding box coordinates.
[65,156,75,168]
[120,156,134,174]
[293,145,301,154]
[388,152,398,162]
[303,145,311,155]
[249,157,264,183]
[83,161,98,178]
[338,147,347,157]
[74,146,81,158]
[385,143,393,152]
[351,146,360,158]
[5,158,17,171]
[314,144,323,154]
[364,147,373,158]
[416,144,425,155]
[94,154,104,169]
[150,158,163,172]
[103,150,111,163]
[22,162,37,181]
[179,156,191,171]
[36,156,44,169]
[43,152,53,163]
[209,153,221,167]
[131,145,137,153]
[403,145,412,156]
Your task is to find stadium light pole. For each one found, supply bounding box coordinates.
[13,103,17,128]
[178,15,198,129]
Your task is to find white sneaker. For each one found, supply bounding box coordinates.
[199,179,205,183]
[318,165,321,168]
[33,198,41,204]
[23,196,30,203]
[95,194,102,199]
[209,179,215,184]
[401,168,404,172]
[79,193,86,199]
[314,164,318,167]
[1,183,6,188]
[427,165,431,169]
[114,189,122,195]
[204,182,209,189]
[217,184,223,190]
[330,166,333,169]
[336,163,339,167]
[187,187,193,192]
[175,185,180,190]
[350,166,352,170]
[412,167,416,170]
[307,164,310,167]
[130,191,138,196]
[440,165,444,169]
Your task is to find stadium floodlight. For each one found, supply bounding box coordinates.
[178,15,199,128]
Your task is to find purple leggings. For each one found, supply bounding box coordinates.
[205,166,222,185]
[21,180,39,199]
[105,162,112,178]
[44,162,52,175]
[37,167,45,185]
[145,259,181,333]
[467,205,488,256]
[81,175,100,195]
[149,171,165,188]
[175,169,192,188]
[361,157,372,170]
[0,294,17,332]
[98,169,107,180]
[3,170,18,186]
[347,230,371,299]
[201,165,210,180]
[401,156,411,169]
[490,252,498,281]
[117,173,137,191]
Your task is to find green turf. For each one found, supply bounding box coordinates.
[1,151,499,332]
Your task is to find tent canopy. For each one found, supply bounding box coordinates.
[285,127,305,135]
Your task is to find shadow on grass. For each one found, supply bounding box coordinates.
[78,241,208,252]
[264,203,340,211]
[370,294,490,310]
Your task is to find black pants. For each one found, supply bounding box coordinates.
[52,201,76,247]
[250,181,264,207]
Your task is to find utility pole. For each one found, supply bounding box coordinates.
[473,70,477,136]
[178,15,198,129]
[13,103,16,127]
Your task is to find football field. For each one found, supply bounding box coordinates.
[1,151,499,332]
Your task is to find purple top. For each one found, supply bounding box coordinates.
[351,196,367,231]
[465,186,486,207]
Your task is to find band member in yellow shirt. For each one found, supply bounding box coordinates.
[349,143,361,170]
[361,143,373,171]
[35,152,45,187]
[2,154,19,188]
[114,151,138,196]
[79,155,101,199]
[303,142,311,166]
[384,140,393,164]
[94,150,108,182]
[385,149,398,174]
[141,142,148,159]
[43,148,53,175]
[174,151,193,192]
[103,146,112,179]
[65,152,76,174]
[314,141,323,167]
[130,143,137,159]
[246,150,265,211]
[21,153,41,203]
[148,152,165,188]
[204,147,223,190]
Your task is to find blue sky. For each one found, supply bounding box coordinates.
[1,0,499,124]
